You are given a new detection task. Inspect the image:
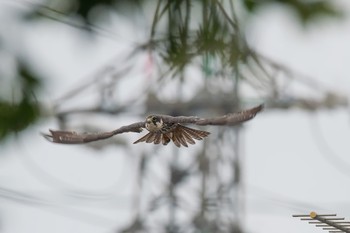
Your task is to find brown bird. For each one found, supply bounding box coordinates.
[133,115,210,147]
[42,104,263,147]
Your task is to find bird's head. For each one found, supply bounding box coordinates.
[145,115,163,132]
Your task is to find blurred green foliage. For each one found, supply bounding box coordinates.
[24,0,142,26]
[26,0,342,27]
[0,60,40,141]
[243,0,343,24]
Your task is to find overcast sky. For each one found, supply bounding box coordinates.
[1,1,350,233]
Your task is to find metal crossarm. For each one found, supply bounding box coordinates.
[293,212,350,233]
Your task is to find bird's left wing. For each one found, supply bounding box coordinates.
[156,104,263,126]
[195,104,263,125]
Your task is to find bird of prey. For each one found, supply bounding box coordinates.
[133,115,210,147]
[43,104,263,147]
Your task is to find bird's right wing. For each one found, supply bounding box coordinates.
[43,121,145,144]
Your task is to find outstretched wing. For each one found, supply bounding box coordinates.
[155,104,263,126]
[195,104,263,125]
[43,121,145,144]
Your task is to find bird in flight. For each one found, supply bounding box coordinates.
[133,115,210,147]
[43,104,263,147]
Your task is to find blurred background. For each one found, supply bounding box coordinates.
[1,0,350,232]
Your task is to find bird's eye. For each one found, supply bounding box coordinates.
[152,116,159,123]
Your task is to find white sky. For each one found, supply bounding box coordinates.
[1,1,350,233]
